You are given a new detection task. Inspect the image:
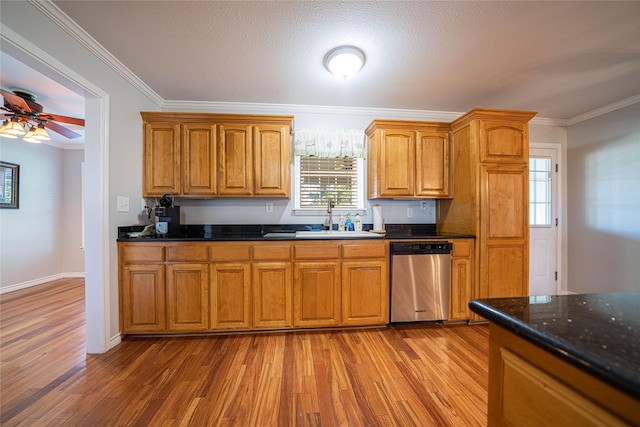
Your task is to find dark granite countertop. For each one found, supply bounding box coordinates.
[117,223,475,242]
[469,293,640,399]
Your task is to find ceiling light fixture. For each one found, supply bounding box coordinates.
[0,118,50,143]
[324,46,365,80]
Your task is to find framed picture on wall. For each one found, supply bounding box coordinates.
[0,161,19,209]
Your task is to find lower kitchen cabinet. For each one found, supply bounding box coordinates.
[118,240,390,335]
[121,264,166,333]
[166,263,209,331]
[342,260,388,326]
[252,262,293,329]
[210,263,251,329]
[449,239,474,321]
[294,262,341,327]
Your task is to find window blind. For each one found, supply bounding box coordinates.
[299,157,358,208]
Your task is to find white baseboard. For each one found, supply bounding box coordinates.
[0,272,86,294]
[110,333,122,349]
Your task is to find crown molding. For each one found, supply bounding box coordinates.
[28,0,163,106]
[566,94,640,126]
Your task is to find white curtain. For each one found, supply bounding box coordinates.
[293,128,366,158]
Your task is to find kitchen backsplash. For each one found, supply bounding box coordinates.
[141,197,436,226]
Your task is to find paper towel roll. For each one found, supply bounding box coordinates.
[373,205,383,230]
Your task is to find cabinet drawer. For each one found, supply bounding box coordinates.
[211,244,252,262]
[294,244,340,260]
[166,245,210,262]
[452,240,472,257]
[342,243,387,259]
[253,244,291,261]
[122,245,164,263]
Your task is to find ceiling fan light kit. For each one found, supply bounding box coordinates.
[1,88,83,143]
[324,46,365,80]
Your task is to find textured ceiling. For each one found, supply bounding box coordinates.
[49,0,640,121]
[1,0,639,148]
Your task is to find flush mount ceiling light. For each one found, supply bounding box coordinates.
[324,46,365,80]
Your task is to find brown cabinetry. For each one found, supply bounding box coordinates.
[293,242,341,328]
[141,113,292,198]
[449,239,474,321]
[341,241,389,326]
[438,109,536,307]
[118,240,390,335]
[488,324,639,426]
[366,120,450,199]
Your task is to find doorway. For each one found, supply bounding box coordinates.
[529,144,562,295]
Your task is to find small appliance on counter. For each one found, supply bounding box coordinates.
[154,193,180,236]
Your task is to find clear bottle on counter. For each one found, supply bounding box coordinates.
[345,213,354,231]
[354,213,362,231]
[338,215,346,231]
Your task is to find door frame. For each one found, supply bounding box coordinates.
[529,142,563,294]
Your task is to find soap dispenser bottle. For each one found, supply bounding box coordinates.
[354,213,362,231]
[338,215,346,231]
[345,213,354,231]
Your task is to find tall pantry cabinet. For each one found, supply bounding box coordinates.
[437,109,536,310]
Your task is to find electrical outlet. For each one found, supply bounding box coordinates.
[407,207,413,218]
[266,202,273,213]
[141,198,147,212]
[117,196,130,212]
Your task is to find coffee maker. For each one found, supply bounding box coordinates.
[154,193,181,236]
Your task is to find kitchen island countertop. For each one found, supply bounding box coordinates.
[469,292,640,399]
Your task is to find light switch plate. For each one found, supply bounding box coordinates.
[117,196,130,212]
[407,207,413,218]
[266,202,273,213]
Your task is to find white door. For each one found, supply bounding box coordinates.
[529,145,560,295]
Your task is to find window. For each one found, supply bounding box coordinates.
[295,156,364,211]
[529,157,552,226]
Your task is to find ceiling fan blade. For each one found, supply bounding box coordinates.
[41,112,85,127]
[43,120,82,139]
[0,89,31,112]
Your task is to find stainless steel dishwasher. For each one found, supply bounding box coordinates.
[390,241,452,322]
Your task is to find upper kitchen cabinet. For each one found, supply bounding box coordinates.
[143,121,182,196]
[141,113,293,198]
[366,120,451,199]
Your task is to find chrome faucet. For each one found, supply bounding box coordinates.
[327,198,335,231]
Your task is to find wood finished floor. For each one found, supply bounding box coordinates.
[1,278,489,426]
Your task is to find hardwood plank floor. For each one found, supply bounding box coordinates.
[1,278,489,426]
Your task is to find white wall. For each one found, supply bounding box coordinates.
[567,103,640,293]
[62,149,85,274]
[1,1,159,344]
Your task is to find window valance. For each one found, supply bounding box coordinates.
[293,128,366,158]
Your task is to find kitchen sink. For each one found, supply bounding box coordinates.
[295,230,382,239]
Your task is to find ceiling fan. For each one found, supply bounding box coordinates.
[0,88,85,141]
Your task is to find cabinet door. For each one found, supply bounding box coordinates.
[143,122,181,196]
[211,263,251,330]
[480,164,529,298]
[218,124,253,196]
[294,262,341,327]
[122,264,165,333]
[342,260,389,325]
[379,129,415,197]
[252,262,292,329]
[166,263,209,331]
[479,119,528,164]
[416,131,450,197]
[449,239,474,321]
[253,124,290,197]
[182,123,217,196]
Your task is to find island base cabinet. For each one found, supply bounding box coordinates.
[210,263,251,330]
[252,262,292,329]
[342,261,388,325]
[489,324,639,426]
[122,264,166,333]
